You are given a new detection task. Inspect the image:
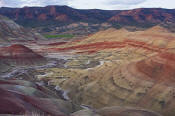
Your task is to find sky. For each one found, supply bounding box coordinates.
[0,0,175,10]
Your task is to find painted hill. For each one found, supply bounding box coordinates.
[41,26,175,116]
[0,79,81,116]
[47,26,175,53]
[0,15,44,43]
[0,44,46,66]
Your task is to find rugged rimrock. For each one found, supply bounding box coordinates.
[0,6,175,29]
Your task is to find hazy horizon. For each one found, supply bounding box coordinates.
[0,0,174,10]
[0,5,175,11]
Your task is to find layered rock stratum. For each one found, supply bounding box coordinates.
[38,26,175,116]
[0,44,46,74]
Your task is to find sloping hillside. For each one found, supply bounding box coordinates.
[37,26,175,116]
[46,26,175,53]
[0,44,46,65]
[0,44,46,74]
[0,78,161,116]
[0,15,44,43]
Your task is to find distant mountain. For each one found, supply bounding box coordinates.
[0,15,44,42]
[0,6,118,27]
[0,6,174,29]
[109,8,175,28]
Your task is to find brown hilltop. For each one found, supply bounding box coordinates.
[0,44,42,58]
[0,79,161,116]
[109,8,175,24]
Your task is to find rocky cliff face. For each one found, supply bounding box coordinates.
[0,6,118,27]
[0,6,175,29]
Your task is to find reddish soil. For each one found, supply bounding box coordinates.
[48,42,67,46]
[136,52,175,83]
[159,52,175,61]
[0,88,26,115]
[47,39,166,53]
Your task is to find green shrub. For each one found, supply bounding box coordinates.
[44,34,74,39]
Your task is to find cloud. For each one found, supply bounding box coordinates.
[1,0,68,7]
[1,0,41,7]
[107,0,146,5]
[0,0,174,10]
[67,0,148,10]
[67,0,107,9]
[0,0,4,7]
[133,0,175,9]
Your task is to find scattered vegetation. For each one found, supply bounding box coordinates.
[44,34,74,39]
